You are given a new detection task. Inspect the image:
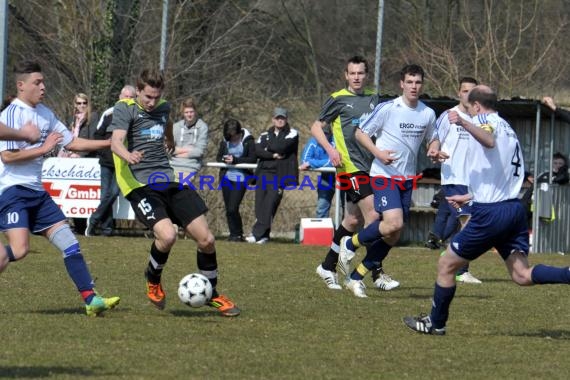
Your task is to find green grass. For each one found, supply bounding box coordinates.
[1,235,570,379]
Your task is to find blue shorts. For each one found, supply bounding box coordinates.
[372,177,413,222]
[450,199,529,261]
[442,184,471,217]
[0,186,66,233]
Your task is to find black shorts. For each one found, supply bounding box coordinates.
[126,183,208,229]
[337,171,374,204]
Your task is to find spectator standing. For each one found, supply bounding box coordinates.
[170,98,209,180]
[246,107,299,244]
[59,93,99,235]
[216,119,257,242]
[85,85,136,237]
[58,93,99,158]
[299,125,338,218]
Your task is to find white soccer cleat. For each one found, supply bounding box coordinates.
[316,264,342,290]
[456,272,482,284]
[338,236,355,279]
[373,272,400,291]
[245,236,256,243]
[345,279,367,298]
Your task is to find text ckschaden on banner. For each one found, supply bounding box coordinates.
[41,157,135,219]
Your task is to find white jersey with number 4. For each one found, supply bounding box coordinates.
[359,96,436,177]
[435,106,471,186]
[0,98,74,195]
[467,112,524,203]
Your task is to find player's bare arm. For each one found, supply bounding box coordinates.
[0,121,41,143]
[111,129,144,165]
[426,139,449,163]
[448,110,495,148]
[65,137,110,153]
[354,128,396,165]
[0,132,63,163]
[311,120,340,167]
[446,193,472,209]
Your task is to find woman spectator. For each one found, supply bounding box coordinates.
[58,93,99,158]
[59,93,99,234]
[216,119,256,242]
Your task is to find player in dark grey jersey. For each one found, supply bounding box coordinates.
[110,68,240,317]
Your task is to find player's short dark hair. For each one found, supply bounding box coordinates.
[400,64,424,81]
[346,56,369,73]
[459,77,478,86]
[468,86,497,110]
[223,119,243,141]
[14,60,42,77]
[136,68,165,91]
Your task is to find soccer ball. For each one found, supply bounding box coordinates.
[177,273,213,308]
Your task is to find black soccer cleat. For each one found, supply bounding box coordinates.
[403,314,446,336]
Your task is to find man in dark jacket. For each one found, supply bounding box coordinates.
[246,107,299,243]
[85,85,136,237]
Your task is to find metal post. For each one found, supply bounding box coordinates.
[0,0,8,99]
[373,0,384,93]
[159,0,169,71]
[531,102,541,252]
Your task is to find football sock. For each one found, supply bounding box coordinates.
[369,239,393,281]
[430,282,456,329]
[350,261,376,281]
[146,242,170,284]
[197,250,218,295]
[48,224,95,301]
[354,220,381,247]
[5,245,15,262]
[531,264,570,284]
[322,224,352,271]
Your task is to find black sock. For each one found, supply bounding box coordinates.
[197,250,218,296]
[322,225,352,271]
[145,242,170,284]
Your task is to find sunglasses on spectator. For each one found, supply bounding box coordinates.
[76,101,88,105]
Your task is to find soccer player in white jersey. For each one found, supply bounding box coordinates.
[404,85,570,335]
[338,64,437,297]
[428,77,482,284]
[0,60,120,316]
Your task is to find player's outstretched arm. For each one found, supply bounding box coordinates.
[0,132,62,164]
[0,121,41,143]
[64,137,110,153]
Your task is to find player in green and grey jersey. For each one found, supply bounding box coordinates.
[110,68,240,317]
[312,56,400,292]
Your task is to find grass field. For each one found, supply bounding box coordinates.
[1,235,569,380]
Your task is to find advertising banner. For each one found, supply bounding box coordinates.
[41,157,135,219]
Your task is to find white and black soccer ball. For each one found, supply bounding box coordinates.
[177,273,213,308]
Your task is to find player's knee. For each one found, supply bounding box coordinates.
[382,219,404,235]
[9,244,30,261]
[343,214,362,230]
[196,232,215,252]
[511,269,533,286]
